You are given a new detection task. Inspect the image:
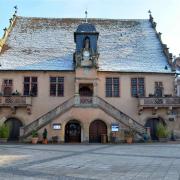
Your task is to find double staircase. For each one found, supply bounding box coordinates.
[20,96,146,139]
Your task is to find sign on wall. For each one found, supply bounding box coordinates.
[111,123,119,132]
[52,123,61,130]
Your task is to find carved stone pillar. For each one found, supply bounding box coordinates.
[177,79,180,96]
[93,80,98,97]
[75,79,79,95]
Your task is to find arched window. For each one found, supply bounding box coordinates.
[83,36,90,49]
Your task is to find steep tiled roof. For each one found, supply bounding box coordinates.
[76,23,97,32]
[0,17,173,73]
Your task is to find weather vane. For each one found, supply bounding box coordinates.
[85,10,88,23]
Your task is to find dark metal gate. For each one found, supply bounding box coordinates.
[65,121,81,143]
[145,118,165,140]
[5,118,23,141]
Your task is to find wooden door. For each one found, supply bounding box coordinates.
[89,120,107,143]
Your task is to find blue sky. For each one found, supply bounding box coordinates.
[0,0,180,55]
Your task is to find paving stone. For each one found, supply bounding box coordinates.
[0,143,180,179]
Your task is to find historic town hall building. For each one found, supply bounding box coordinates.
[0,10,180,143]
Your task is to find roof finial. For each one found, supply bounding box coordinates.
[14,5,18,14]
[148,9,154,24]
[85,10,88,23]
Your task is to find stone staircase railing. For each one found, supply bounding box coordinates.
[21,96,75,139]
[21,95,146,139]
[94,96,146,135]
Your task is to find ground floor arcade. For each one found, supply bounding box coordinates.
[1,106,179,143]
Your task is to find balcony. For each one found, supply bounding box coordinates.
[74,96,97,107]
[0,96,32,107]
[138,97,180,108]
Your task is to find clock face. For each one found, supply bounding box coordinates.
[83,50,90,60]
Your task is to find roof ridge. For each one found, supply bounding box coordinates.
[17,16,148,21]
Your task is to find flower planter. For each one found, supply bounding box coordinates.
[43,138,48,144]
[32,137,38,144]
[156,123,169,143]
[126,137,133,144]
[158,137,169,142]
[0,138,8,143]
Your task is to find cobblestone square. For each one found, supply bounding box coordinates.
[0,143,180,180]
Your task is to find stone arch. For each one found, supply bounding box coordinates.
[145,117,166,140]
[89,119,107,143]
[5,117,23,141]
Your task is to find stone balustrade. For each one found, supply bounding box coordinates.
[74,96,95,107]
[0,96,32,107]
[139,97,180,108]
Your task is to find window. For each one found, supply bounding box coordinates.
[3,79,13,96]
[106,77,120,97]
[131,78,145,97]
[23,77,38,96]
[50,77,64,96]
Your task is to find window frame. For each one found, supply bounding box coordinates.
[2,79,13,96]
[23,76,38,96]
[49,77,64,97]
[131,77,145,97]
[105,77,120,97]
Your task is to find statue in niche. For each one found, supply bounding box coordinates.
[154,82,163,97]
[84,37,90,50]
[82,37,90,61]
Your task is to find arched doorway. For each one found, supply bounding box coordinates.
[89,120,107,143]
[5,118,23,141]
[65,120,81,143]
[79,84,93,97]
[145,118,165,140]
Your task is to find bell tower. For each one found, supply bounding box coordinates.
[74,13,99,68]
[74,12,99,100]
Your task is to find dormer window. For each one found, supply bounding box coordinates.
[74,22,99,68]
